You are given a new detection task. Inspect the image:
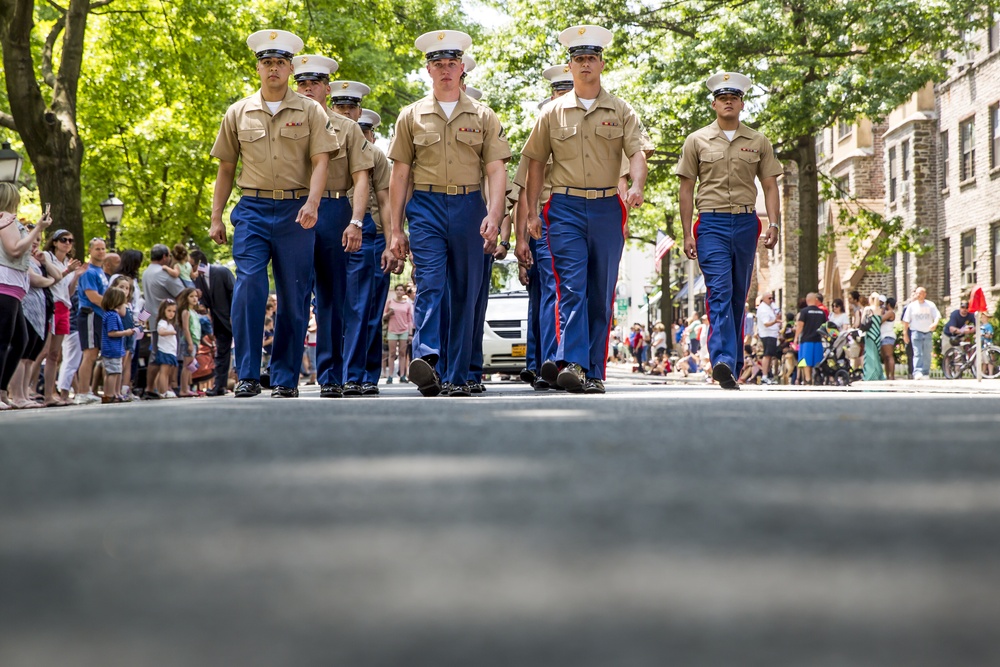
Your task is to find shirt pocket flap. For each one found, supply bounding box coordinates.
[455,131,484,146]
[414,132,441,147]
[595,125,624,140]
[700,150,724,162]
[738,151,761,163]
[554,126,579,141]
[279,126,309,140]
[237,128,266,143]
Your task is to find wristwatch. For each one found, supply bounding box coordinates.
[499,240,511,250]
[349,219,363,229]
[768,222,780,229]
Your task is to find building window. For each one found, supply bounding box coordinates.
[837,120,851,140]
[961,229,977,286]
[888,146,897,201]
[902,140,910,181]
[993,225,1000,286]
[960,118,976,181]
[991,17,1000,53]
[815,133,824,160]
[942,238,951,298]
[941,130,949,188]
[835,176,849,195]
[991,104,1000,170]
[902,252,910,299]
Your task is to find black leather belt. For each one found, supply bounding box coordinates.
[413,184,482,195]
[550,186,618,199]
[242,189,308,200]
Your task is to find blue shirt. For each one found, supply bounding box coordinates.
[945,309,975,336]
[101,310,126,358]
[77,263,109,314]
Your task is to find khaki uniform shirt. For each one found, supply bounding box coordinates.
[675,120,783,211]
[211,88,338,191]
[357,146,391,233]
[521,88,653,190]
[388,92,511,186]
[326,111,375,192]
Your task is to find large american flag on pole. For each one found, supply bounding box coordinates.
[655,231,675,261]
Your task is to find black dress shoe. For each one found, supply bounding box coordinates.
[234,379,262,398]
[557,363,585,392]
[320,383,343,398]
[583,378,606,394]
[447,382,472,397]
[408,357,442,397]
[712,362,740,390]
[260,372,271,389]
[207,387,227,396]
[341,381,362,396]
[271,385,299,398]
[519,368,536,384]
[533,377,551,391]
[466,380,484,394]
[360,382,380,396]
[540,360,559,385]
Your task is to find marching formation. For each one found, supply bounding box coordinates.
[204,22,779,398]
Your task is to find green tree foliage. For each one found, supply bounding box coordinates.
[3,0,469,262]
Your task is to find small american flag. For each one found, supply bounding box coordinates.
[655,231,675,261]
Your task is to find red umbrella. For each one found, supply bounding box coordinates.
[967,286,989,381]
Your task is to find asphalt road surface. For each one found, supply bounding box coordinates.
[3,383,999,666]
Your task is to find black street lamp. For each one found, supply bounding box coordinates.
[99,192,124,251]
[643,283,655,337]
[0,141,24,183]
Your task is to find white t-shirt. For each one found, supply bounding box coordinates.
[756,302,780,337]
[265,101,281,115]
[828,311,849,330]
[579,97,596,110]
[438,100,458,119]
[157,319,178,355]
[902,300,941,333]
[45,251,73,306]
[723,129,736,141]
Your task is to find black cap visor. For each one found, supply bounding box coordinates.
[256,50,293,61]
[712,87,745,98]
[294,73,329,82]
[330,97,362,106]
[551,81,574,91]
[425,49,464,61]
[568,45,603,57]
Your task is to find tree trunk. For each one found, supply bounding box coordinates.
[0,0,88,259]
[796,134,819,297]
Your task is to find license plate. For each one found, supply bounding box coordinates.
[511,344,526,357]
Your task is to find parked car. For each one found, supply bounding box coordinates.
[483,260,529,375]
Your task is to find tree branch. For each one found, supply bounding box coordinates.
[41,13,66,89]
[0,111,17,132]
[44,0,66,12]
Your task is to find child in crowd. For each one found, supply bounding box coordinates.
[109,275,138,399]
[100,287,137,403]
[155,299,179,399]
[172,244,194,287]
[175,287,201,397]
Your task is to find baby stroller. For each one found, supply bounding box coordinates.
[812,322,864,385]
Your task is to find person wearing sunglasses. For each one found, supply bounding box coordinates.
[38,229,83,405]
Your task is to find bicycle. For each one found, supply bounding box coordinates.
[943,330,1000,379]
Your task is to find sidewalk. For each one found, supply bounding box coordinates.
[604,363,1000,394]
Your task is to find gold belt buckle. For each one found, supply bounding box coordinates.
[272,190,285,200]
[446,185,459,195]
[586,189,598,200]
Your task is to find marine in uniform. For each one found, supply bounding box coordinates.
[522,25,653,394]
[355,109,398,390]
[388,30,511,397]
[513,64,574,391]
[210,30,337,398]
[676,72,782,389]
[291,57,375,398]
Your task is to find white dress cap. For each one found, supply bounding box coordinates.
[558,25,613,56]
[543,64,574,90]
[291,55,339,81]
[705,71,752,98]
[330,81,372,105]
[414,30,473,60]
[465,86,482,100]
[359,109,381,129]
[247,29,304,60]
[462,53,477,73]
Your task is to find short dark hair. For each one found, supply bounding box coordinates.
[150,244,170,261]
[190,249,208,266]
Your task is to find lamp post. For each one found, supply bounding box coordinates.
[0,141,24,183]
[643,283,655,338]
[99,192,124,251]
